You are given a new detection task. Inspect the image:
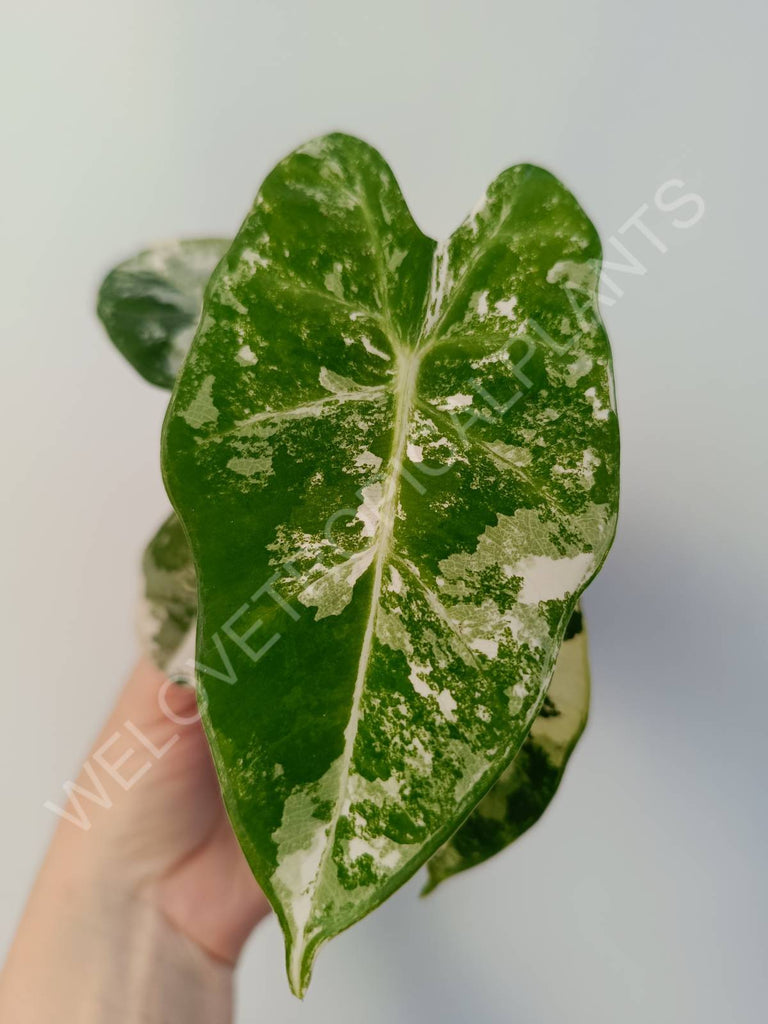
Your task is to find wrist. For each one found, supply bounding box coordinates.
[1,853,235,1024]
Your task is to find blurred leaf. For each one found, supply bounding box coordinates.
[424,608,590,892]
[138,512,197,676]
[97,238,228,388]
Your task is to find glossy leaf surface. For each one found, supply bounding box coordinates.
[424,607,590,892]
[104,234,591,859]
[97,238,228,387]
[161,133,619,994]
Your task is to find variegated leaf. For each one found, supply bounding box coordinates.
[104,233,593,874]
[138,512,197,678]
[161,133,619,995]
[97,238,228,388]
[424,607,590,892]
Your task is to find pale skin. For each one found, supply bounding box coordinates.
[0,659,271,1023]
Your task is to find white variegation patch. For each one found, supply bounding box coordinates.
[298,548,376,620]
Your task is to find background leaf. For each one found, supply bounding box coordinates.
[161,133,619,995]
[138,512,197,677]
[423,607,590,892]
[97,238,228,388]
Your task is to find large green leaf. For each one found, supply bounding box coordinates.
[423,607,590,892]
[161,133,619,995]
[108,231,592,887]
[97,238,228,388]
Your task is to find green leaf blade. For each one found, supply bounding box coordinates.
[97,238,229,388]
[161,134,619,995]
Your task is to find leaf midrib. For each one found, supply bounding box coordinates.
[292,341,422,970]
[292,214,515,962]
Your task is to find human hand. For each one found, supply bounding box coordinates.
[0,658,270,1023]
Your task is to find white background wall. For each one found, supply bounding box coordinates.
[2,1,766,1021]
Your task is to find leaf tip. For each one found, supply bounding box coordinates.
[284,931,319,1000]
[420,870,439,897]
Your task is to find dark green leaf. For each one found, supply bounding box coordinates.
[97,238,228,388]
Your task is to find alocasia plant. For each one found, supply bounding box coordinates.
[98,133,619,996]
